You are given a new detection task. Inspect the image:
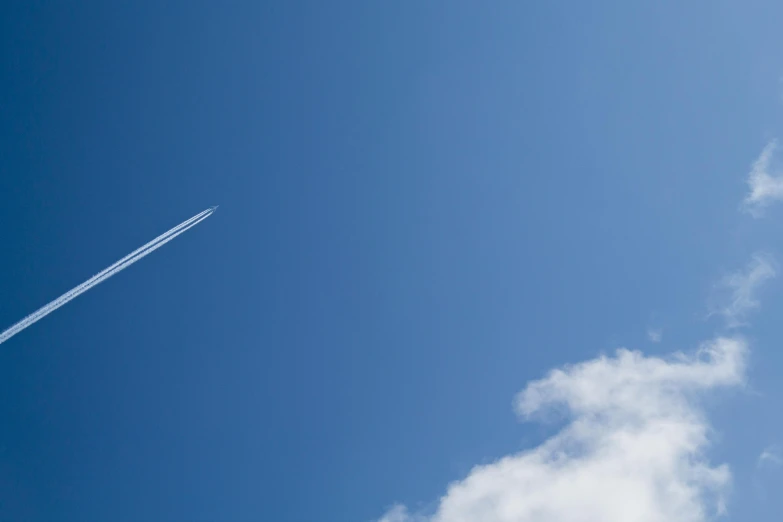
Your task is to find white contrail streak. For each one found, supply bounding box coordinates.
[9,208,212,331]
[6,210,213,336]
[0,210,212,342]
[0,208,214,345]
[10,208,211,332]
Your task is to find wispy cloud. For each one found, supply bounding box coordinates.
[378,337,747,522]
[378,505,426,522]
[758,446,782,469]
[742,140,783,217]
[709,254,777,328]
[378,103,783,522]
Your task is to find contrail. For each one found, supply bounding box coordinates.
[1,209,213,339]
[0,207,215,346]
[0,208,214,344]
[6,208,213,334]
[0,210,211,341]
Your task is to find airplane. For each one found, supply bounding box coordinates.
[210,205,219,212]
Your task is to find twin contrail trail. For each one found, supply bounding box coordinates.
[0,207,216,346]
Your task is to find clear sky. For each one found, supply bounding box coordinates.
[2,1,783,521]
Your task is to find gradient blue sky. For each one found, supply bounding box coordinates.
[2,2,783,521]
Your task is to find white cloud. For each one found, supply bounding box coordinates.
[742,140,783,217]
[709,254,777,328]
[378,505,426,522]
[758,446,782,469]
[378,337,747,522]
[647,328,663,343]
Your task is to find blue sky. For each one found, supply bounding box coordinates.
[2,1,783,520]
